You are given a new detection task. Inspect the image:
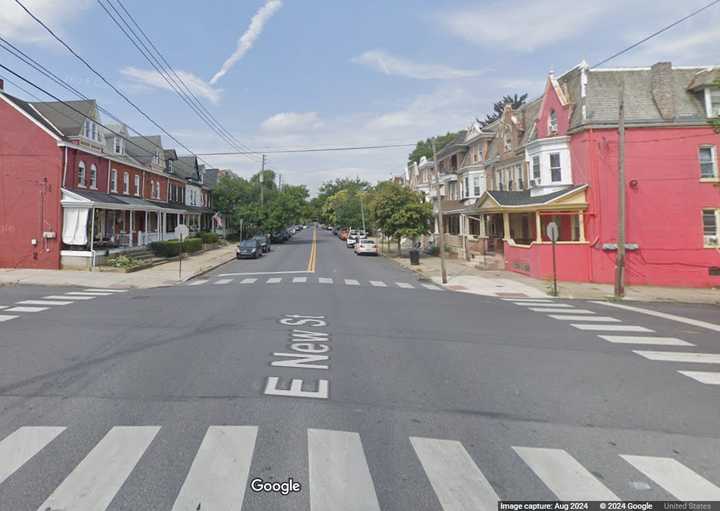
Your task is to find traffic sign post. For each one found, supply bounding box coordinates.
[175,225,189,282]
[546,221,559,297]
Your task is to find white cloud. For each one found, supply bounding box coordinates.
[261,112,324,133]
[352,50,486,79]
[120,66,222,104]
[210,0,283,84]
[0,0,91,44]
[438,0,611,52]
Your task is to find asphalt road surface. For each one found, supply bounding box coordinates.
[1,226,719,510]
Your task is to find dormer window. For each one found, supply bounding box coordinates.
[113,137,124,154]
[707,89,720,117]
[153,150,160,165]
[548,110,558,134]
[83,120,102,142]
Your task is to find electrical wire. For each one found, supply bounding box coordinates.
[591,0,720,68]
[12,0,211,166]
[97,0,261,163]
[196,143,419,156]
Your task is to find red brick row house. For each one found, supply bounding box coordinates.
[0,84,219,270]
[414,61,720,288]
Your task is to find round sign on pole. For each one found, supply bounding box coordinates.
[546,221,559,242]
[174,224,189,239]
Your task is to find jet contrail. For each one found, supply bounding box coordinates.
[210,0,283,84]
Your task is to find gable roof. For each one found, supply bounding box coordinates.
[31,99,97,137]
[0,92,64,139]
[485,184,587,207]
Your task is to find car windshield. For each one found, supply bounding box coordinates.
[3,2,717,507]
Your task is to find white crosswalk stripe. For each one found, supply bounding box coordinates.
[345,279,360,286]
[677,371,720,385]
[572,324,653,332]
[598,335,694,346]
[187,280,208,286]
[1,426,718,506]
[171,426,258,511]
[37,426,160,511]
[621,455,720,500]
[421,283,443,290]
[549,315,620,322]
[293,277,308,283]
[66,291,113,296]
[214,278,233,285]
[318,277,333,284]
[83,289,128,293]
[0,314,19,321]
[503,298,553,302]
[17,300,73,306]
[396,282,414,289]
[5,306,49,313]
[267,277,282,284]
[240,278,257,284]
[530,308,595,313]
[0,427,65,486]
[45,295,95,301]
[308,429,381,511]
[513,447,618,500]
[633,351,720,364]
[0,306,8,309]
[411,437,499,511]
[513,302,571,307]
[369,280,387,287]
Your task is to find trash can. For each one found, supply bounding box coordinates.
[409,249,420,265]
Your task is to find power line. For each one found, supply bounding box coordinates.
[591,0,720,68]
[0,63,191,170]
[0,36,177,161]
[196,143,418,156]
[12,0,211,166]
[96,0,261,164]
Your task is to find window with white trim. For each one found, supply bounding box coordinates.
[110,169,117,192]
[699,146,718,179]
[153,150,161,165]
[113,137,124,154]
[532,156,541,180]
[134,174,141,196]
[516,163,524,190]
[89,164,97,189]
[123,172,129,194]
[464,176,469,198]
[77,161,86,187]
[703,209,719,246]
[473,176,480,196]
[709,89,720,117]
[548,110,558,134]
[550,152,562,182]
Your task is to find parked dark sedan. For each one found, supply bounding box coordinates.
[254,234,270,253]
[236,239,263,259]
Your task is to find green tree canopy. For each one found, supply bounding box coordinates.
[407,132,458,164]
[478,93,528,127]
[368,181,432,244]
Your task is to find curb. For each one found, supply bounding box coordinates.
[182,254,237,282]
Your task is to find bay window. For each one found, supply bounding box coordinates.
[550,153,562,182]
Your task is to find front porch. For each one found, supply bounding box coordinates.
[60,189,188,269]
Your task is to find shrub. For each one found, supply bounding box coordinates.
[106,255,140,269]
[183,237,202,253]
[149,238,202,257]
[197,231,219,244]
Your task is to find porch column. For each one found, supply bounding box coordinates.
[578,211,586,242]
[535,211,542,243]
[129,210,134,247]
[502,212,511,241]
[479,214,486,237]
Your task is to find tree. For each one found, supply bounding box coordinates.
[478,93,528,127]
[313,177,370,225]
[323,188,366,229]
[368,181,433,254]
[408,132,458,164]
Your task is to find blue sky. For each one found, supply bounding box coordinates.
[1,0,719,192]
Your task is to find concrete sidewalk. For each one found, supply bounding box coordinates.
[0,244,236,289]
[388,252,720,304]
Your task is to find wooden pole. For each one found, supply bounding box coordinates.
[432,140,448,284]
[614,81,626,298]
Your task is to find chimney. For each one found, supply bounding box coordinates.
[650,62,675,120]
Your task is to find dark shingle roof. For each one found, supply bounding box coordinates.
[31,99,96,137]
[126,135,162,165]
[487,184,586,206]
[0,92,64,138]
[173,156,200,181]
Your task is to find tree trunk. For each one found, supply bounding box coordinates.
[397,238,401,257]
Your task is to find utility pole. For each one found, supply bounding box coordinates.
[260,154,266,208]
[432,139,448,284]
[614,82,626,298]
[360,194,366,232]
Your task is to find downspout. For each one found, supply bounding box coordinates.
[107,159,111,191]
[62,146,68,187]
[90,206,96,270]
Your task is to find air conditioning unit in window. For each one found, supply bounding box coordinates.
[706,236,718,245]
[530,179,541,187]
